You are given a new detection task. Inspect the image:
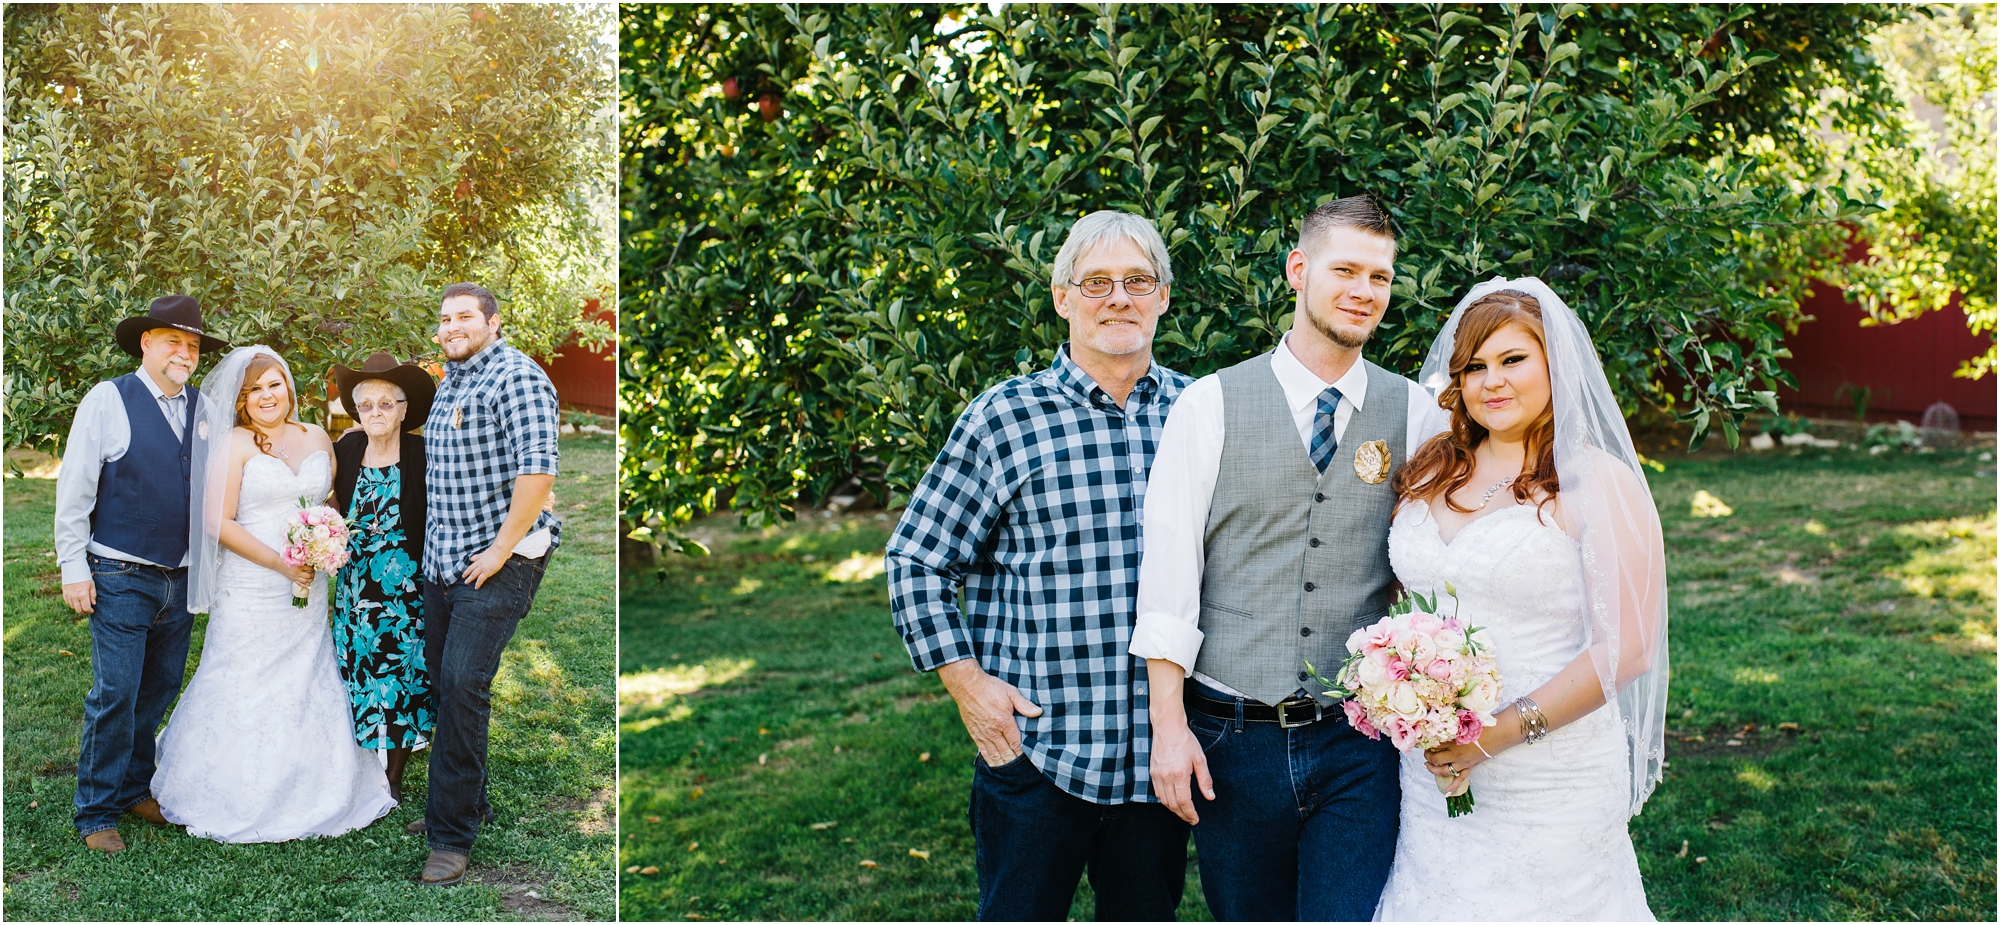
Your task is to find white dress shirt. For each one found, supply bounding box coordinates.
[54,367,194,584]
[1130,334,1451,697]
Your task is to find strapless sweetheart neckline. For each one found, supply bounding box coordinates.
[243,448,330,478]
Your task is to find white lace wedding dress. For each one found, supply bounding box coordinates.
[153,451,396,843]
[1374,500,1654,921]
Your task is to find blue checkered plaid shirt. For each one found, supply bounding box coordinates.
[423,339,562,583]
[888,345,1190,804]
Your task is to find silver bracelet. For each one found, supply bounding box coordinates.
[1515,696,1549,744]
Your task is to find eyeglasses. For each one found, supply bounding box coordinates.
[353,399,406,414]
[1069,275,1161,298]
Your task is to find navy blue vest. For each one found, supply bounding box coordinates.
[92,373,198,566]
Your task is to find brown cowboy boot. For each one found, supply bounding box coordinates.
[420,849,469,887]
[83,829,127,853]
[125,798,169,825]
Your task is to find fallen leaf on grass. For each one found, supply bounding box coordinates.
[758,753,768,765]
[646,815,661,823]
[1675,840,1688,858]
[58,650,75,657]
[810,821,837,830]
[640,866,660,875]
[688,842,700,851]
[859,860,878,869]
[758,726,769,735]
[918,752,931,762]
[627,866,641,873]
[689,788,704,798]
[685,914,704,921]
[909,849,930,860]
[1777,722,1800,732]
[1695,856,1708,864]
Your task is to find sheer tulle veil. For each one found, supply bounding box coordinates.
[186,345,303,614]
[1418,276,1670,816]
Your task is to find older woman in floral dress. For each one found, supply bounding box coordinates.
[331,353,437,802]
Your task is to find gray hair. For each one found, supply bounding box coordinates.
[1050,210,1174,290]
[349,379,408,404]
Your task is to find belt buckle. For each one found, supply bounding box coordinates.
[1276,699,1321,729]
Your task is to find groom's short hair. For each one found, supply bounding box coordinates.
[1298,195,1397,256]
[441,282,499,318]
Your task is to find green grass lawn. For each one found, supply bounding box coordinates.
[618,442,1995,922]
[3,434,618,921]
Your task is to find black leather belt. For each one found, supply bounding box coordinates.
[1186,687,1329,728]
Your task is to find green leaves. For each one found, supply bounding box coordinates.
[621,2,1913,551]
[4,4,615,453]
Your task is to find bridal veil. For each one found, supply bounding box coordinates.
[1418,276,1670,816]
[186,345,302,614]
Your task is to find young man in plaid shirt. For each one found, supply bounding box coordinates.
[413,282,562,886]
[888,211,1193,921]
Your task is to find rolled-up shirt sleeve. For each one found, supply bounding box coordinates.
[1130,375,1225,675]
[54,383,123,585]
[886,398,1005,673]
[501,369,561,477]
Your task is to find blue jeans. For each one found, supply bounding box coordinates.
[73,555,195,837]
[969,752,1189,921]
[1185,682,1400,921]
[422,553,548,855]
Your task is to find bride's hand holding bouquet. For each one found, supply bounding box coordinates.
[280,499,350,607]
[1309,583,1502,817]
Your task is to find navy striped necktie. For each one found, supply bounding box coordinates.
[1309,386,1342,474]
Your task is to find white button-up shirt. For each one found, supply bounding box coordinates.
[1130,334,1450,696]
[54,367,194,584]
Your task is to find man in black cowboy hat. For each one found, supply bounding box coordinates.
[55,294,228,853]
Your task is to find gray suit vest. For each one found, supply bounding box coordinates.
[1191,352,1410,706]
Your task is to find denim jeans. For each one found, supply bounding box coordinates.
[968,752,1189,921]
[422,553,549,855]
[1185,681,1401,921]
[73,555,195,837]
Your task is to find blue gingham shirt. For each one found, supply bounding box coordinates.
[424,338,562,583]
[888,345,1190,804]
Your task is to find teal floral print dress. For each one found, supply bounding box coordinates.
[333,464,434,749]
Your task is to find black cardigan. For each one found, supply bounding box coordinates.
[333,431,426,569]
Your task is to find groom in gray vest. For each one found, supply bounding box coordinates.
[1131,196,1446,919]
[55,295,228,853]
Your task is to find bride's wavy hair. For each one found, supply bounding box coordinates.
[233,353,303,456]
[1394,289,1560,515]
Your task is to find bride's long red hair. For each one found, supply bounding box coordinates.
[1394,290,1560,514]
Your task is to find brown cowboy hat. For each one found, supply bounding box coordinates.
[331,352,436,432]
[115,295,230,357]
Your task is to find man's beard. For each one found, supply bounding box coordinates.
[1308,306,1374,350]
[162,361,194,385]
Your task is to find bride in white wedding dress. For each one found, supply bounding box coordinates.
[1373,279,1668,921]
[153,346,395,843]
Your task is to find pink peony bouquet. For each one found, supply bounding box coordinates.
[1308,583,1502,817]
[281,498,351,608]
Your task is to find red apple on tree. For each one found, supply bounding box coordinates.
[758,94,781,122]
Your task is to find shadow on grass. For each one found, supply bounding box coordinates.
[3,434,618,921]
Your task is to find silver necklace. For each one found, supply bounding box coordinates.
[1473,476,1517,511]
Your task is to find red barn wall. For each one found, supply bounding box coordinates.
[1778,281,1994,431]
[533,299,616,418]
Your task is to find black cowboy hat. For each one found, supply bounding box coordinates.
[331,352,437,432]
[114,295,230,357]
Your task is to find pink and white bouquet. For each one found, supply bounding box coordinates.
[281,498,351,608]
[1308,583,1502,817]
